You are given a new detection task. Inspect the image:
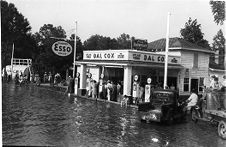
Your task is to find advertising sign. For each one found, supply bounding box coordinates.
[83,50,181,64]
[129,53,180,64]
[132,38,148,50]
[52,41,73,56]
[83,50,128,60]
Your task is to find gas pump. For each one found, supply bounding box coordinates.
[132,75,139,104]
[145,78,152,102]
[74,72,80,95]
[86,73,92,97]
[99,74,104,99]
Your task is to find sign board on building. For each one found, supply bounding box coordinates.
[83,50,128,60]
[129,52,180,64]
[52,41,73,56]
[83,50,181,64]
[132,38,148,50]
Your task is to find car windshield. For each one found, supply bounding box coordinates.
[152,91,174,103]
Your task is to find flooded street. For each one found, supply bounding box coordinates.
[2,83,226,147]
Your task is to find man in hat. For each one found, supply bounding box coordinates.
[222,75,226,87]
[43,72,48,83]
[210,75,220,90]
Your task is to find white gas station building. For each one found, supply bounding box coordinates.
[76,37,214,97]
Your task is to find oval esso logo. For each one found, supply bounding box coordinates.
[52,41,73,56]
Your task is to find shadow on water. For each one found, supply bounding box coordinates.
[2,83,225,147]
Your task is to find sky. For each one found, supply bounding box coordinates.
[5,0,225,44]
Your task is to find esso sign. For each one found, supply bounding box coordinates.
[52,41,72,56]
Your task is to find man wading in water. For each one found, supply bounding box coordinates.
[65,76,73,96]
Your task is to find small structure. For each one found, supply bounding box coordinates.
[5,58,32,79]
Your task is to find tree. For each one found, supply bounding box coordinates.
[209,1,225,70]
[34,24,71,75]
[117,33,131,49]
[1,0,35,67]
[210,29,225,68]
[180,18,210,48]
[69,34,84,60]
[210,0,225,25]
[83,34,118,50]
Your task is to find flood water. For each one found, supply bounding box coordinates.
[2,83,226,147]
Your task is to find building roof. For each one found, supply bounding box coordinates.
[148,37,212,53]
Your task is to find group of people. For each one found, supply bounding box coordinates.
[39,72,62,86]
[209,75,226,90]
[86,79,123,102]
[85,78,177,104]
[2,68,11,83]
[14,71,29,85]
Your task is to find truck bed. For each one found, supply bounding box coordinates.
[205,109,226,119]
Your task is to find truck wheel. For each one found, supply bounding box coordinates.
[167,116,174,125]
[166,111,174,125]
[218,121,226,139]
[140,119,146,123]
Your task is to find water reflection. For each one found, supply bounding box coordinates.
[2,83,224,146]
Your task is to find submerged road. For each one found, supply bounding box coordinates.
[2,83,226,147]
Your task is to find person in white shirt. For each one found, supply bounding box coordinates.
[210,75,221,90]
[222,75,226,87]
[106,80,112,101]
[186,89,198,111]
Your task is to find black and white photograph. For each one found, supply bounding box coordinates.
[1,0,226,146]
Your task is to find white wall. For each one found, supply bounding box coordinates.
[179,50,210,95]
[89,67,100,82]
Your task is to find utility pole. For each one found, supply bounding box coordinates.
[73,21,77,78]
[163,12,170,89]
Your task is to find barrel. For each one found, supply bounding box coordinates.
[206,92,217,110]
[223,98,226,110]
[219,91,226,110]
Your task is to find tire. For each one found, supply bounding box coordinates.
[180,113,187,123]
[140,119,146,123]
[218,121,226,139]
[166,111,174,125]
[167,116,174,125]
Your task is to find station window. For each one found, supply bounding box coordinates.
[184,78,189,92]
[199,77,204,92]
[193,53,198,68]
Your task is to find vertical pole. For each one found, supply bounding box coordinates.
[102,66,105,74]
[131,37,133,49]
[73,21,77,78]
[164,12,170,89]
[11,43,15,76]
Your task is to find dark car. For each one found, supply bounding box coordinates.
[138,89,186,124]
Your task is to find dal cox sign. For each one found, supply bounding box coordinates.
[52,41,72,56]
